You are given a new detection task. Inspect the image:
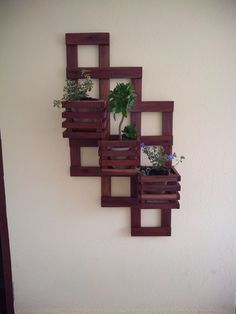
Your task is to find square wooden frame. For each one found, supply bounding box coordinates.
[131,205,173,237]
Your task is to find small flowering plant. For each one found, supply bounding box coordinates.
[53,71,93,108]
[138,143,185,175]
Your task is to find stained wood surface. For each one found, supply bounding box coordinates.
[102,196,138,207]
[131,227,171,237]
[138,167,180,207]
[62,100,106,109]
[62,32,182,236]
[62,101,108,137]
[99,140,140,171]
[130,101,174,112]
[66,33,110,45]
[131,206,172,237]
[67,67,142,80]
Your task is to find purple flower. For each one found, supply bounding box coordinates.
[140,142,146,148]
[167,153,176,161]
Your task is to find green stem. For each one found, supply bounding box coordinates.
[118,115,125,140]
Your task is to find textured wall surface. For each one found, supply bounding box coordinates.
[0,0,236,313]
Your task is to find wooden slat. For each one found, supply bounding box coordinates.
[101,176,111,197]
[140,202,179,209]
[99,43,110,135]
[139,176,179,183]
[70,166,101,177]
[69,139,98,147]
[62,111,107,119]
[100,159,139,167]
[62,100,106,109]
[141,193,179,201]
[131,227,171,236]
[141,199,179,207]
[66,33,110,45]
[130,101,174,112]
[66,45,77,73]
[63,130,108,139]
[162,112,173,140]
[141,183,181,193]
[62,121,106,130]
[130,78,142,200]
[100,150,138,157]
[101,169,137,176]
[101,196,138,207]
[140,135,173,145]
[161,208,172,229]
[67,67,142,79]
[69,140,81,167]
[131,206,141,229]
[99,140,138,147]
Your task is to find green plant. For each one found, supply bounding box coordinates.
[138,143,185,175]
[121,124,137,140]
[108,82,137,139]
[53,72,93,108]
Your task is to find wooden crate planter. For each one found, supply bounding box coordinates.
[62,100,108,139]
[138,167,181,208]
[98,139,140,176]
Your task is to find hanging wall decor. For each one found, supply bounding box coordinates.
[57,32,183,236]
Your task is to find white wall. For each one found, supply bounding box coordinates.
[1,0,236,313]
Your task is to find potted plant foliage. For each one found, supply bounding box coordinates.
[54,72,108,139]
[53,72,94,107]
[121,124,137,140]
[99,82,139,174]
[138,143,185,205]
[108,82,137,140]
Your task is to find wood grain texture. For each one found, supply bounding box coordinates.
[131,206,172,237]
[99,140,140,171]
[66,33,109,45]
[61,32,182,236]
[62,100,106,109]
[131,227,171,236]
[67,67,142,80]
[138,167,180,207]
[130,101,174,112]
[70,166,101,177]
[101,196,138,207]
[140,135,173,146]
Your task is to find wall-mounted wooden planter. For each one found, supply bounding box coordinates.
[62,100,108,139]
[58,32,183,236]
[138,167,181,209]
[99,139,140,176]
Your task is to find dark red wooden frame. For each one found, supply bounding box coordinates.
[62,32,182,236]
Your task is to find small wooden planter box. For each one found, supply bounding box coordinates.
[62,100,108,139]
[99,140,140,176]
[138,167,181,208]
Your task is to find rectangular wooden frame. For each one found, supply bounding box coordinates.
[131,206,173,237]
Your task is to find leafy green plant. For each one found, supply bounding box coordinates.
[121,124,137,140]
[53,72,93,108]
[138,143,185,175]
[108,82,137,139]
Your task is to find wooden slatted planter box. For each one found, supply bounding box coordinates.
[138,167,181,208]
[62,100,108,139]
[99,140,140,176]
